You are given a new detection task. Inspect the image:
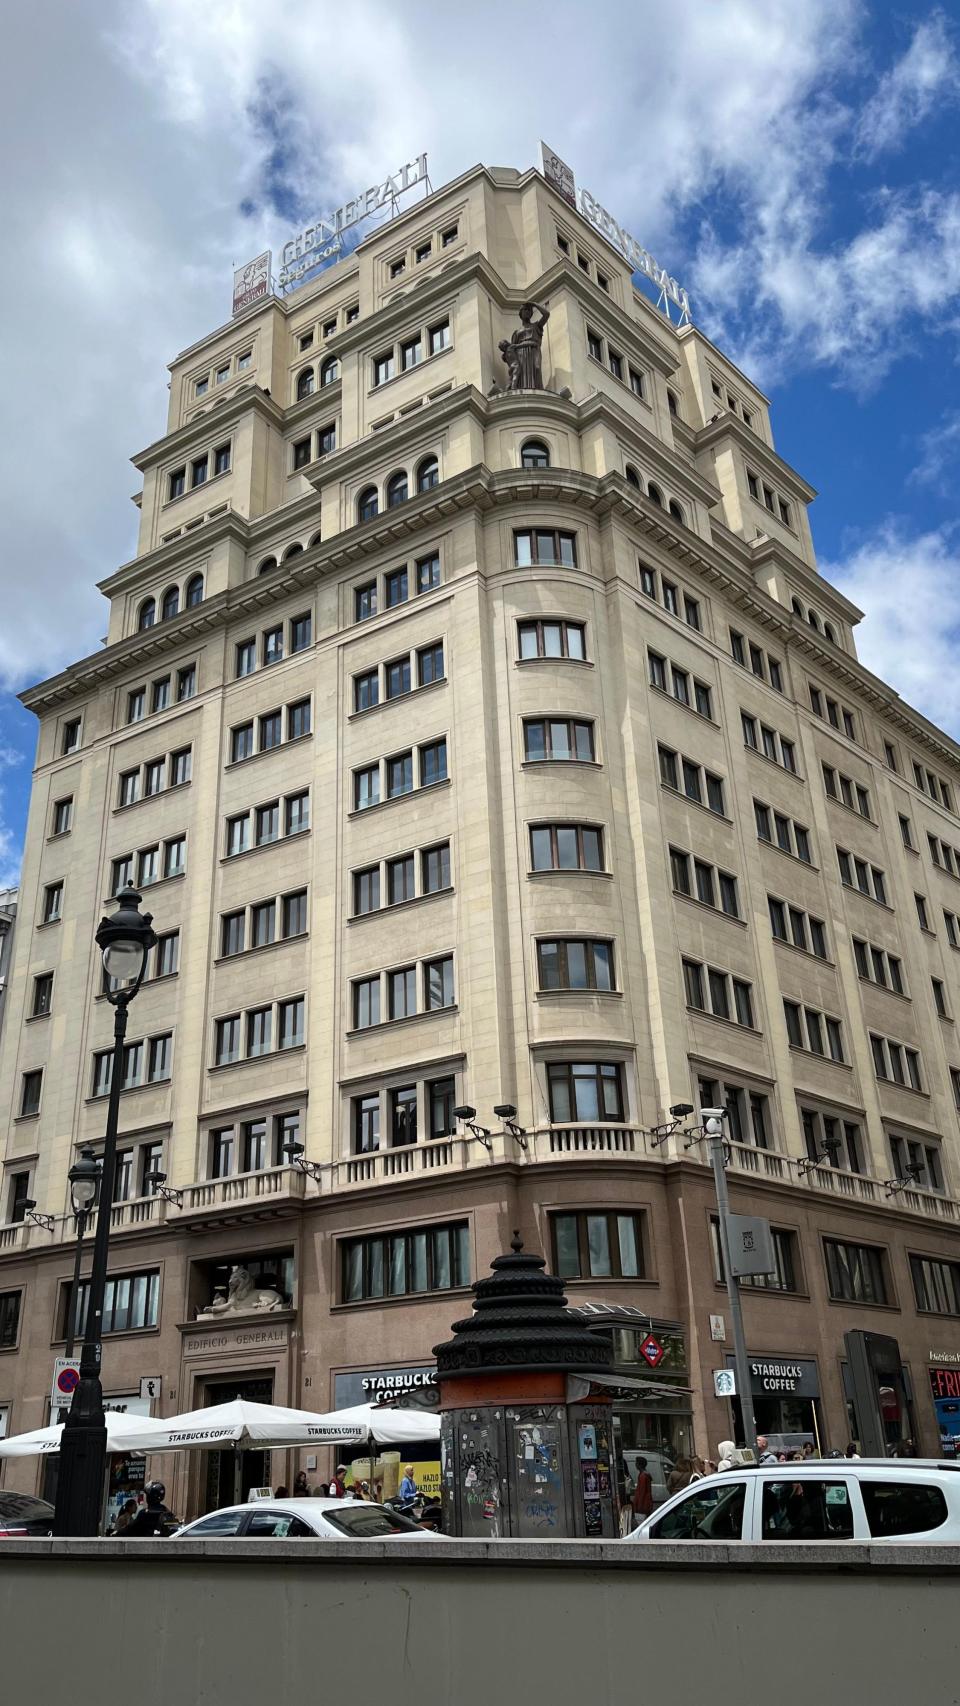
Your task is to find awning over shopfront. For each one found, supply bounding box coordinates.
[567,1372,693,1402]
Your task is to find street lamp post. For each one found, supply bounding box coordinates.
[701,1108,758,1458]
[64,1148,101,1362]
[54,887,157,1536]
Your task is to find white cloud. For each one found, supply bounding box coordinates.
[1,0,959,713]
[910,409,960,491]
[856,11,960,159]
[823,521,960,738]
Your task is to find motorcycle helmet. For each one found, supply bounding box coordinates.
[145,1480,166,1504]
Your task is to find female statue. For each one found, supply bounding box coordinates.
[506,300,550,390]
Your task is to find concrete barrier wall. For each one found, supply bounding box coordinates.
[2,1539,959,1706]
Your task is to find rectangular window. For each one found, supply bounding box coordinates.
[251,900,276,949]
[354,670,379,713]
[221,911,245,957]
[191,455,208,488]
[170,747,191,786]
[537,939,613,992]
[215,1017,240,1066]
[354,766,380,810]
[42,881,63,924]
[214,443,231,476]
[552,1211,644,1281]
[52,797,73,835]
[353,866,380,916]
[20,1070,42,1117]
[137,845,159,887]
[293,436,312,471]
[429,1076,456,1139]
[387,752,414,798]
[587,330,603,361]
[341,1220,468,1302]
[388,965,417,1019]
[263,626,283,667]
[373,351,396,386]
[255,801,279,845]
[148,1034,172,1082]
[546,1062,624,1124]
[523,718,594,763]
[387,854,415,905]
[911,1255,960,1315]
[386,656,412,700]
[355,581,377,622]
[285,791,310,835]
[163,836,185,878]
[290,613,312,653]
[428,320,451,355]
[62,718,81,754]
[177,665,196,701]
[127,688,145,724]
[169,467,185,500]
[417,642,444,686]
[629,368,645,398]
[513,529,578,568]
[70,1269,159,1337]
[825,1239,888,1305]
[32,972,53,1017]
[424,955,455,1010]
[353,977,381,1029]
[385,566,409,608]
[417,554,441,594]
[282,889,307,938]
[226,814,250,857]
[419,738,447,786]
[422,841,451,893]
[246,1007,272,1058]
[231,722,254,763]
[279,996,305,1050]
[353,1094,380,1154]
[287,699,311,741]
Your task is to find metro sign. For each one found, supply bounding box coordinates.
[640,1334,665,1368]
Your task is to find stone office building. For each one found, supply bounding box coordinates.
[2,159,960,1509]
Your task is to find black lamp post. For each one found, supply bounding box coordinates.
[64,1148,101,1362]
[54,886,156,1536]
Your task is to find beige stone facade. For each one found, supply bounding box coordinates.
[3,162,960,1511]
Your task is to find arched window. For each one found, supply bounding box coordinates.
[358,486,379,523]
[791,596,804,618]
[296,368,315,401]
[258,556,278,577]
[386,470,409,508]
[416,455,439,493]
[647,482,664,508]
[185,573,204,608]
[161,585,180,622]
[668,499,685,525]
[320,357,339,387]
[309,530,323,548]
[137,597,156,632]
[521,440,550,470]
[625,465,642,489]
[824,622,837,645]
[808,609,821,632]
[283,543,303,562]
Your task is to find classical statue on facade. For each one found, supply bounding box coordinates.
[501,301,550,390]
[196,1264,285,1320]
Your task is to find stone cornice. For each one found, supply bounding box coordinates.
[21,453,960,771]
[131,384,284,473]
[695,412,818,502]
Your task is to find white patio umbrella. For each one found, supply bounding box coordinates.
[138,1397,353,1451]
[308,1403,440,1446]
[0,1408,161,1458]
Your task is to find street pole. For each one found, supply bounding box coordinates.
[704,1113,758,1457]
[54,995,129,1534]
[55,886,156,1537]
[64,1204,89,1363]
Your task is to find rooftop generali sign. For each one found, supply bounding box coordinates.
[540,141,692,323]
[231,154,430,313]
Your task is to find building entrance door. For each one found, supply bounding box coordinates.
[202,1376,274,1512]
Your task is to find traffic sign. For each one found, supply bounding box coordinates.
[51,1357,81,1414]
[714,1369,737,1398]
[640,1334,665,1368]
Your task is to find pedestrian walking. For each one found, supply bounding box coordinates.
[631,1455,654,1520]
[756,1434,778,1465]
[399,1463,419,1502]
[329,1465,348,1497]
[717,1440,739,1472]
[666,1456,694,1495]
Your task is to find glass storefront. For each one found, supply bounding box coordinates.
[928,1365,960,1458]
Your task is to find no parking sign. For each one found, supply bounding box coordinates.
[50,1358,81,1414]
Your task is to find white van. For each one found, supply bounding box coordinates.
[622,1461,960,1543]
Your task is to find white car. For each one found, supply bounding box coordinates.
[173,1498,442,1541]
[622,1461,960,1544]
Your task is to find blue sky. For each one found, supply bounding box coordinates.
[2,1,960,884]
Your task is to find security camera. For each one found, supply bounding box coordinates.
[669,1102,694,1118]
[699,1108,726,1123]
[493,1103,517,1119]
[452,1104,476,1122]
